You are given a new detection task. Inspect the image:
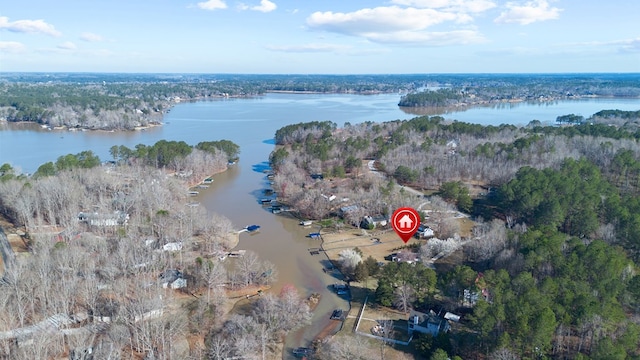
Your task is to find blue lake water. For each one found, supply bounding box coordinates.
[1,92,639,352]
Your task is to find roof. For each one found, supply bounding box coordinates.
[408,310,451,335]
[159,269,183,283]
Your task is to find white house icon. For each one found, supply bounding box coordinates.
[398,214,414,229]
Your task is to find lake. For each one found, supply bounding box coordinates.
[2,95,640,174]
[1,93,639,353]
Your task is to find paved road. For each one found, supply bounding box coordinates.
[367,160,424,197]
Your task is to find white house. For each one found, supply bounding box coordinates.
[415,225,435,239]
[407,310,451,336]
[162,242,183,252]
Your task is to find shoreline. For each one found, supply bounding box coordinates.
[2,93,638,134]
[398,94,640,114]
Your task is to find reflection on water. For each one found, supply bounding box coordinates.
[400,97,640,126]
[251,161,271,174]
[2,93,640,354]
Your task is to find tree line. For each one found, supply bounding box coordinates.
[0,136,312,358]
[268,109,640,359]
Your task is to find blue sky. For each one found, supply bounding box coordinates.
[1,0,639,73]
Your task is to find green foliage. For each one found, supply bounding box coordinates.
[33,162,56,178]
[353,262,369,282]
[32,150,103,178]
[268,147,289,170]
[438,181,472,212]
[498,158,616,236]
[196,140,240,161]
[146,140,192,168]
[56,150,100,170]
[344,155,360,173]
[363,256,380,277]
[375,261,437,307]
[274,121,336,145]
[399,89,463,107]
[531,121,639,140]
[393,165,419,184]
[429,348,450,360]
[0,163,16,181]
[331,165,346,178]
[593,109,640,119]
[375,278,394,307]
[556,113,585,124]
[467,226,635,358]
[439,265,477,299]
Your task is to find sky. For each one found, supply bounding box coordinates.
[1,0,639,74]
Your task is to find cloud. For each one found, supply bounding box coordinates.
[494,0,561,25]
[0,41,26,53]
[391,0,496,13]
[367,29,485,45]
[306,6,484,46]
[251,0,277,12]
[266,42,390,56]
[197,0,227,10]
[57,41,77,50]
[266,43,350,53]
[619,38,640,53]
[562,37,640,54]
[308,6,469,34]
[0,16,61,36]
[80,32,105,42]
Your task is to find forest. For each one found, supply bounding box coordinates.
[268,107,640,359]
[0,138,309,359]
[1,72,640,359]
[2,72,639,130]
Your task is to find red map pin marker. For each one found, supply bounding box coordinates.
[391,207,421,243]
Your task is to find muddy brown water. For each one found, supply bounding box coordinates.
[198,165,350,354]
[5,93,637,356]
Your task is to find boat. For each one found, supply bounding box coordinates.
[197,184,209,189]
[330,309,345,320]
[300,220,313,226]
[333,283,349,295]
[308,232,321,239]
[203,178,214,184]
[246,225,260,232]
[293,348,313,358]
[188,191,199,196]
[260,199,272,205]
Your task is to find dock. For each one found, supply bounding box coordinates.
[228,250,246,258]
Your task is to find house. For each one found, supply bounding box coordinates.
[407,310,451,336]
[415,224,435,239]
[78,211,129,227]
[392,250,419,264]
[398,214,414,230]
[159,269,187,289]
[360,215,388,229]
